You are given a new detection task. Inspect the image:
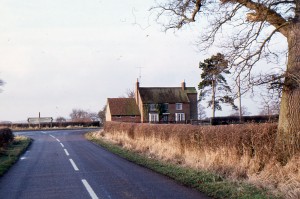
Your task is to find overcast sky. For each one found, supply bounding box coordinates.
[0,0,284,122]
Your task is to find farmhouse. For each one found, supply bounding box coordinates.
[106,80,197,123]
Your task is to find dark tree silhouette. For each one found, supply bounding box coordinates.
[198,53,237,118]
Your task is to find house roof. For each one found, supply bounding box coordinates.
[184,87,198,94]
[107,98,140,116]
[138,87,197,104]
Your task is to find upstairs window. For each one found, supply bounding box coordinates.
[176,103,182,110]
[149,104,156,111]
[163,103,169,112]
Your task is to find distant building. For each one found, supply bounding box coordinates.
[105,80,197,123]
[106,98,141,123]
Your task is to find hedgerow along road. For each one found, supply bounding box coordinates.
[0,129,210,199]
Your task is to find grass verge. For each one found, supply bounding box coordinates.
[85,132,280,199]
[0,136,32,176]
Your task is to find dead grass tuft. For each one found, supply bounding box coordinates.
[99,122,299,198]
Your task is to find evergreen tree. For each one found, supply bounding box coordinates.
[198,53,237,118]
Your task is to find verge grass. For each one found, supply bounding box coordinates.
[96,122,300,198]
[86,132,279,199]
[0,136,31,176]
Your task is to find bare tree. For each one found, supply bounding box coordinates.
[56,117,67,123]
[259,100,280,116]
[0,79,4,92]
[126,89,135,98]
[88,112,100,122]
[119,89,135,98]
[259,91,281,116]
[98,105,107,124]
[230,106,251,116]
[153,0,299,160]
[198,103,207,119]
[69,109,92,122]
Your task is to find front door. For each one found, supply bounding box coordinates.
[162,115,168,123]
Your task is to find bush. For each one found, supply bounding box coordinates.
[0,128,14,147]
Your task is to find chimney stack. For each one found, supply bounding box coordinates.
[181,81,186,90]
[135,79,140,105]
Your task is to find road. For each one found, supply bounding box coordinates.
[0,129,210,199]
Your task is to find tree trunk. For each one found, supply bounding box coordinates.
[237,75,242,122]
[277,22,300,162]
[212,79,216,118]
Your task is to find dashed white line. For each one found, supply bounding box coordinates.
[56,138,60,142]
[50,135,55,138]
[60,143,64,148]
[82,179,99,199]
[69,159,79,171]
[64,149,70,156]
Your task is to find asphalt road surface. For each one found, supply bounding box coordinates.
[0,129,211,199]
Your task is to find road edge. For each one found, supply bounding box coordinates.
[85,132,280,199]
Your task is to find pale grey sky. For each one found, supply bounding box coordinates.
[0,0,284,122]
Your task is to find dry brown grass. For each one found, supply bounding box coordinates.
[91,122,300,198]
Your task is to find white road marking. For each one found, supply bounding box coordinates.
[69,159,79,171]
[60,143,64,148]
[64,149,70,156]
[20,150,30,160]
[82,179,99,199]
[50,135,55,138]
[56,138,60,142]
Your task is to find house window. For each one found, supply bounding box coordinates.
[163,103,169,112]
[149,104,156,111]
[176,103,183,110]
[149,113,159,122]
[175,113,185,122]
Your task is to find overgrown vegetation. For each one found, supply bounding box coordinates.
[0,135,31,176]
[86,130,280,199]
[88,122,300,198]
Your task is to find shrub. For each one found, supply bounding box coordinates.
[0,128,14,147]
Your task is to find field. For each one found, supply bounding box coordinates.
[89,122,300,198]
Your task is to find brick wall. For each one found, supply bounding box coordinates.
[111,116,141,123]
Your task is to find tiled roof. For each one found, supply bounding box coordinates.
[107,98,140,116]
[138,87,196,104]
[185,87,198,94]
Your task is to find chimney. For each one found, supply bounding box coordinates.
[135,79,140,105]
[181,81,186,90]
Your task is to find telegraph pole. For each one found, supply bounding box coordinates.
[38,112,41,129]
